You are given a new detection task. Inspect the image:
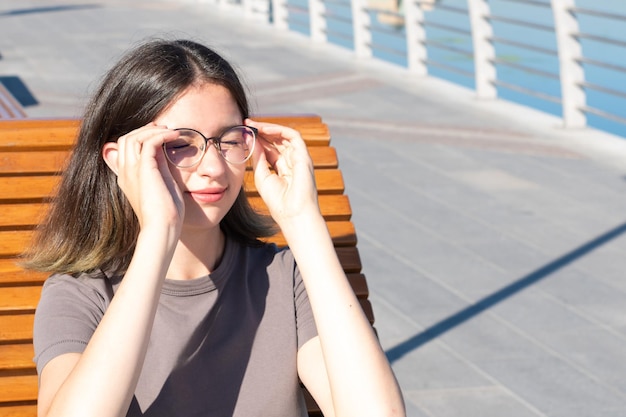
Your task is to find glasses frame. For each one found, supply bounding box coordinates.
[163,125,257,168]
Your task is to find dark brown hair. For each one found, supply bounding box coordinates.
[23,39,274,275]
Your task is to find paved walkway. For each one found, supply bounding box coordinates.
[3,1,626,416]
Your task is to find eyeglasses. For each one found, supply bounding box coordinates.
[163,125,257,167]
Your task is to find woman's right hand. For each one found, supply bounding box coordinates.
[103,123,184,232]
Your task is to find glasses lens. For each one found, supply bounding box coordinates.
[164,129,205,168]
[218,126,255,164]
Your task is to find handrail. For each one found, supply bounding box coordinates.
[498,0,551,7]
[489,37,557,56]
[423,21,471,36]
[571,7,626,22]
[486,15,554,32]
[258,0,626,137]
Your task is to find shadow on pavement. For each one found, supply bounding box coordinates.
[386,220,626,363]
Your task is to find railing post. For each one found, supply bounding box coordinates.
[271,0,289,29]
[405,0,427,75]
[309,0,327,42]
[551,0,586,128]
[351,0,372,58]
[468,0,497,99]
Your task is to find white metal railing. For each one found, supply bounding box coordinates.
[230,0,626,137]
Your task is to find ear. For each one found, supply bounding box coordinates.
[102,142,119,175]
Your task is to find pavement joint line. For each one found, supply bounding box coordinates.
[325,118,533,138]
[330,125,582,158]
[252,70,364,93]
[257,77,384,105]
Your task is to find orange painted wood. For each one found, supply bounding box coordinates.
[0,117,329,149]
[0,146,337,174]
[0,259,47,285]
[0,375,38,403]
[0,150,70,174]
[0,231,35,257]
[0,176,59,201]
[244,169,344,195]
[0,203,48,227]
[0,404,37,417]
[249,195,352,222]
[0,286,42,313]
[0,170,342,202]
[0,344,35,372]
[0,314,35,342]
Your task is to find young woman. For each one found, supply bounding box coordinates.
[25,39,405,417]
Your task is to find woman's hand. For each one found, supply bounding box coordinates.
[103,123,184,232]
[247,119,320,228]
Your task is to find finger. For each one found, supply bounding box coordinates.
[251,136,272,183]
[246,119,304,150]
[246,120,304,172]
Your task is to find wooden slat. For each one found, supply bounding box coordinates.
[0,231,35,258]
[307,146,338,168]
[0,260,47,285]
[0,176,59,201]
[0,117,330,149]
[0,195,350,229]
[0,375,38,403]
[264,220,356,248]
[0,404,37,417]
[0,118,79,131]
[360,299,375,324]
[0,151,70,174]
[335,247,362,273]
[347,273,369,299]
[245,169,344,195]
[249,195,352,222]
[0,344,35,372]
[0,146,337,174]
[0,127,78,151]
[0,169,343,202]
[0,314,35,342]
[0,286,41,313]
[0,203,48,227]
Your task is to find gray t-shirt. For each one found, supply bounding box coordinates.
[33,238,318,416]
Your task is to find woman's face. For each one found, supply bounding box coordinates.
[154,82,246,232]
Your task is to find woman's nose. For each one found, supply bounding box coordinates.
[196,142,227,177]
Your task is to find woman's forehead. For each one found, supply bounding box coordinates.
[155,83,241,133]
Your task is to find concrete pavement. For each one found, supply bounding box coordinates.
[3,1,626,415]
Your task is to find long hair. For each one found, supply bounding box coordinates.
[22,39,275,275]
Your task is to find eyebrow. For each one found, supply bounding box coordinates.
[182,122,244,138]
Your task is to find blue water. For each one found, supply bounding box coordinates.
[286,0,626,139]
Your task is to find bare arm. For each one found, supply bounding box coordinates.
[248,120,405,417]
[38,125,183,417]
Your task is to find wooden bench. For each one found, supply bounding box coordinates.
[0,115,374,416]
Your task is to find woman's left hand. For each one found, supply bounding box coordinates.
[247,119,320,228]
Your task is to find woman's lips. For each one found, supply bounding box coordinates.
[187,188,227,203]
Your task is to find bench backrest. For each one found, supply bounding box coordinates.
[0,115,373,416]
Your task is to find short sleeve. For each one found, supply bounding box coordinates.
[293,260,318,350]
[33,273,110,374]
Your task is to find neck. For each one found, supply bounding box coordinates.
[167,227,226,280]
